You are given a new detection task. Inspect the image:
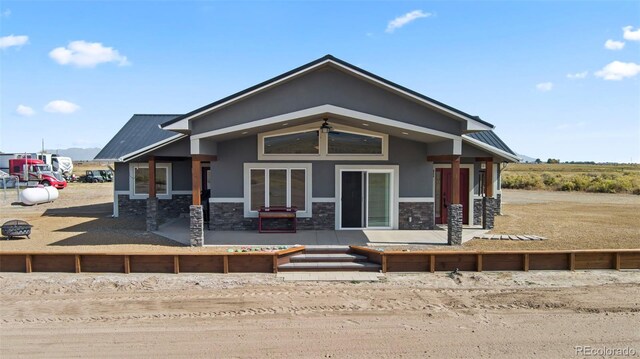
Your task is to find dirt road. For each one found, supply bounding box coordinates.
[2,271,639,358]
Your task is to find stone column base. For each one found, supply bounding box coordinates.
[190,205,204,247]
[146,197,159,231]
[482,197,496,230]
[447,204,463,245]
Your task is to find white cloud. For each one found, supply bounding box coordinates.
[566,71,588,80]
[555,121,586,130]
[386,10,431,33]
[44,100,80,114]
[623,26,640,41]
[604,39,625,50]
[49,40,130,68]
[1,9,10,17]
[595,61,640,80]
[0,34,29,49]
[536,82,553,92]
[16,105,35,116]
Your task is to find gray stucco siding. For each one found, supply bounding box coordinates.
[210,134,433,198]
[114,161,129,191]
[172,159,192,191]
[191,67,462,136]
[152,137,191,157]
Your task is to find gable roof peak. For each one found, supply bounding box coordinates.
[161,55,494,130]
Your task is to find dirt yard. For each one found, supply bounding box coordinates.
[1,271,639,358]
[0,183,638,252]
[465,190,640,250]
[1,183,639,357]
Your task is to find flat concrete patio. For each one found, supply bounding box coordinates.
[155,218,487,247]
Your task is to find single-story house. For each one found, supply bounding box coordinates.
[95,55,519,246]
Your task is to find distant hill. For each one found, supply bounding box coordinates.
[46,147,102,161]
[518,154,538,163]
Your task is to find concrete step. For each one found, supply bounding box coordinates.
[303,245,351,254]
[289,253,368,263]
[278,261,381,272]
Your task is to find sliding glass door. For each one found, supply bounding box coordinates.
[367,172,390,227]
[340,170,392,229]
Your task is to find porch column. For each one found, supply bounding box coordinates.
[189,157,204,246]
[448,156,463,245]
[146,157,158,232]
[483,158,496,229]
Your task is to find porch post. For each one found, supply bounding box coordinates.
[483,158,496,229]
[146,156,158,231]
[189,158,204,246]
[447,156,463,245]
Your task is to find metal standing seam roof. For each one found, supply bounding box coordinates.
[94,114,182,160]
[160,54,495,130]
[466,130,517,156]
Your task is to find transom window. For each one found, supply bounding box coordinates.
[258,121,388,161]
[244,163,312,217]
[328,131,382,154]
[264,131,319,154]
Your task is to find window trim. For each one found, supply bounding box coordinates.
[243,163,312,218]
[257,121,388,161]
[129,162,172,199]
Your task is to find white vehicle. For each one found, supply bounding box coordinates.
[37,154,74,177]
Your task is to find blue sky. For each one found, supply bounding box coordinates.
[1,1,639,163]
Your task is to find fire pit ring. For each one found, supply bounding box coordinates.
[1,220,33,239]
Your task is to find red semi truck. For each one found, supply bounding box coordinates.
[9,158,67,189]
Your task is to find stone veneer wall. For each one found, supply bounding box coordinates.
[210,203,257,230]
[447,204,463,245]
[118,194,192,222]
[496,193,502,215]
[297,203,335,230]
[210,202,335,230]
[398,202,434,230]
[473,199,483,226]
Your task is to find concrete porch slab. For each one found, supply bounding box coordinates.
[154,217,488,246]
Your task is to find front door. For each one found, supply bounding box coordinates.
[435,168,469,225]
[341,171,363,228]
[340,171,392,229]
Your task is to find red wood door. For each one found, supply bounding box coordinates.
[436,168,469,225]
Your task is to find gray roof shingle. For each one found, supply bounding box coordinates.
[94,114,181,160]
[466,130,517,156]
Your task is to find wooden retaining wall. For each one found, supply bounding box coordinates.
[0,248,638,274]
[349,247,640,273]
[0,251,298,274]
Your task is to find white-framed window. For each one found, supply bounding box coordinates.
[129,162,172,199]
[243,163,312,218]
[257,121,388,161]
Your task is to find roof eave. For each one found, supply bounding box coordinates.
[119,133,187,162]
[462,135,520,162]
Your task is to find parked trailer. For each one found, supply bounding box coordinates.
[37,154,74,176]
[0,153,38,173]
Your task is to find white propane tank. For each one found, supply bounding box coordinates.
[20,186,59,205]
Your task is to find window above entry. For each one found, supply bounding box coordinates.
[258,121,388,161]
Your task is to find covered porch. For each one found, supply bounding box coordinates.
[154,217,488,247]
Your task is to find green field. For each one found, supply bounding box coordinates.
[502,163,640,194]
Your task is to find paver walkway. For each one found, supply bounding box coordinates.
[276,272,384,282]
